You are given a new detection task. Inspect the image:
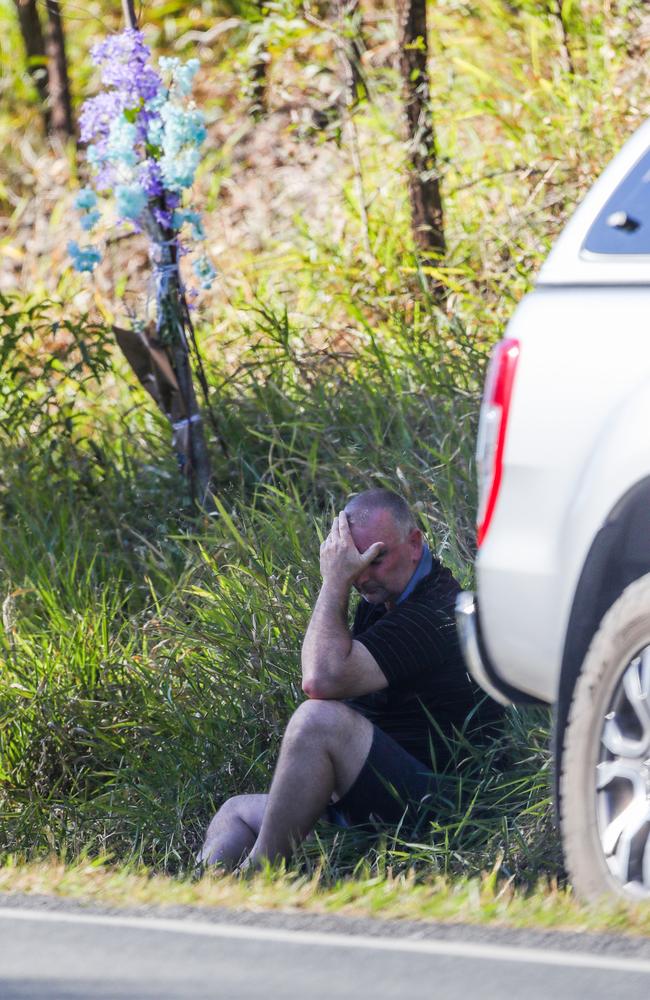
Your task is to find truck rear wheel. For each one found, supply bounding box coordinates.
[560,573,650,901]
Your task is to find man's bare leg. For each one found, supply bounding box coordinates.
[198,793,268,869]
[245,699,373,866]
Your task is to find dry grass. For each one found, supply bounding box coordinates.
[1,856,650,937]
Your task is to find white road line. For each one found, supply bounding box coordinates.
[1,907,649,976]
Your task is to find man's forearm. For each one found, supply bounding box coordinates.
[301,579,353,693]
[301,510,385,699]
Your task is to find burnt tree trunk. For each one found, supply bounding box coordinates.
[44,0,74,139]
[397,0,445,258]
[12,0,50,132]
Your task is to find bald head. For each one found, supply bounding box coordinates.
[344,489,417,540]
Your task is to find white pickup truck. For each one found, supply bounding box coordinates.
[456,120,650,901]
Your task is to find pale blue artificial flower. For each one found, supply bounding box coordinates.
[68,241,101,273]
[144,90,166,114]
[160,103,206,157]
[175,59,200,96]
[106,116,138,166]
[87,144,102,166]
[80,209,101,231]
[75,188,98,210]
[146,116,164,147]
[115,184,147,221]
[159,56,199,96]
[159,148,201,191]
[193,254,216,289]
[173,209,205,240]
[158,56,181,78]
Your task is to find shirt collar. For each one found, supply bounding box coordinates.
[395,542,432,605]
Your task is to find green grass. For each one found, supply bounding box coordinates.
[0,287,556,883]
[2,0,650,919]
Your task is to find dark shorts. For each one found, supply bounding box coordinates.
[325,724,435,835]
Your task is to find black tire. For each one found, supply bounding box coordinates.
[560,573,650,901]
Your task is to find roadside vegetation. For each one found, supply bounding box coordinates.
[4,855,650,938]
[2,0,650,919]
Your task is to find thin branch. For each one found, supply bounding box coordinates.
[122,0,138,30]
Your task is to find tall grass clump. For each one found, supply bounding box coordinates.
[0,284,557,883]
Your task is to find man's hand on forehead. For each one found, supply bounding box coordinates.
[319,511,384,587]
[335,510,381,553]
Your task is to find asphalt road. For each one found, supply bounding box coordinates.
[2,901,650,999]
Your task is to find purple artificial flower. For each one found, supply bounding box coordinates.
[138,159,164,198]
[93,162,118,194]
[153,205,174,229]
[151,192,179,228]
[79,91,126,143]
[137,107,162,147]
[90,29,160,107]
[86,142,117,191]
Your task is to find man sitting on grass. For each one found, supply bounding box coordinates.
[199,488,503,869]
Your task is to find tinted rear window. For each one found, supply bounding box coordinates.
[583,148,650,255]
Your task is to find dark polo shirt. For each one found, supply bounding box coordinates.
[347,560,502,768]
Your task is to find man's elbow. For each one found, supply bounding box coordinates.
[301,651,354,699]
[301,677,316,699]
[301,672,340,700]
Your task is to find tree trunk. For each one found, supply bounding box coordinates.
[12,0,50,132]
[164,265,214,508]
[249,0,270,120]
[249,48,268,121]
[44,0,74,139]
[397,0,445,258]
[122,0,138,29]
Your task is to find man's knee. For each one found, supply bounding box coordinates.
[207,793,260,831]
[283,699,361,749]
[215,794,246,819]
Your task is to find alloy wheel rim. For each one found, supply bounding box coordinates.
[596,646,650,897]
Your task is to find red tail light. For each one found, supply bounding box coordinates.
[476,338,520,547]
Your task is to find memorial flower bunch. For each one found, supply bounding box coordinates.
[68,28,216,295]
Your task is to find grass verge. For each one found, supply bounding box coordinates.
[1,856,650,938]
